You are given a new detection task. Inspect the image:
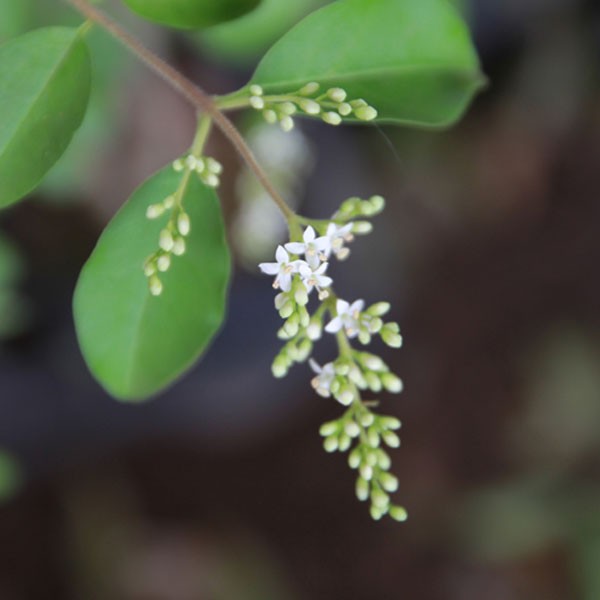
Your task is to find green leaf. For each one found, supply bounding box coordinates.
[249,0,485,127]
[0,451,22,501]
[122,0,262,30]
[0,27,91,209]
[73,167,231,401]
[198,0,328,66]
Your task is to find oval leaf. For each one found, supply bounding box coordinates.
[0,27,91,208]
[250,0,485,127]
[73,167,231,401]
[122,0,262,29]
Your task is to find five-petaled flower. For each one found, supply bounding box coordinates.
[285,226,330,268]
[259,246,304,292]
[309,359,336,397]
[325,299,365,338]
[299,262,333,298]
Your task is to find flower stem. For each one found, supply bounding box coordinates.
[63,0,297,228]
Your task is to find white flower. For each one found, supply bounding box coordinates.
[325,299,365,338]
[325,223,354,260]
[309,359,336,397]
[298,262,333,298]
[259,246,306,292]
[285,226,331,269]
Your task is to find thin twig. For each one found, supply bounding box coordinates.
[65,0,296,223]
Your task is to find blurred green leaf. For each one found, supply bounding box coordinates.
[199,0,328,66]
[0,0,33,42]
[0,26,91,208]
[73,167,231,401]
[121,0,262,30]
[0,451,22,501]
[248,0,485,126]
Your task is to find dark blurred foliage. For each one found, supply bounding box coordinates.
[1,0,600,598]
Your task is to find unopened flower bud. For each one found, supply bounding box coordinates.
[356,476,369,501]
[299,82,320,95]
[173,238,186,256]
[159,229,174,252]
[272,355,288,378]
[344,421,361,438]
[249,84,263,96]
[319,421,338,437]
[389,505,408,522]
[322,111,342,126]
[177,213,191,236]
[280,102,297,116]
[323,435,339,453]
[367,303,390,318]
[149,275,163,297]
[327,87,347,102]
[146,204,164,219]
[355,105,378,121]
[299,99,321,115]
[380,473,399,493]
[371,489,390,510]
[381,372,403,393]
[280,116,294,132]
[157,254,171,272]
[250,95,265,109]
[348,448,362,469]
[352,221,373,235]
[382,431,401,448]
[307,318,322,341]
[338,102,352,116]
[263,109,277,124]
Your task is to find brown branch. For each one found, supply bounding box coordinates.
[66,0,296,222]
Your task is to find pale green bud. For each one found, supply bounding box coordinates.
[280,116,294,132]
[376,449,391,470]
[336,385,355,406]
[172,238,186,256]
[327,87,347,103]
[263,109,278,124]
[338,102,352,116]
[382,431,401,448]
[146,204,164,219]
[299,82,320,95]
[323,435,339,453]
[157,254,171,272]
[206,157,223,175]
[279,301,294,319]
[298,99,321,115]
[371,489,390,510]
[352,221,373,235]
[279,102,297,116]
[350,99,367,108]
[307,318,322,341]
[369,195,386,213]
[159,229,174,252]
[144,262,156,277]
[338,433,352,452]
[355,105,378,121]
[380,473,399,493]
[359,412,375,427]
[356,476,369,501]
[149,275,163,297]
[172,158,185,172]
[368,302,391,317]
[381,372,403,394]
[359,463,373,481]
[370,505,385,520]
[294,284,309,306]
[348,448,362,469]
[344,421,361,438]
[163,195,175,209]
[365,371,382,393]
[249,84,263,96]
[319,420,338,437]
[177,213,191,237]
[360,353,386,372]
[365,451,378,467]
[367,426,380,448]
[322,111,342,126]
[379,416,401,431]
[296,339,312,362]
[283,314,299,337]
[271,356,288,378]
[389,505,408,522]
[250,95,265,110]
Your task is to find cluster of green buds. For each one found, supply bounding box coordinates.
[320,405,407,521]
[144,197,190,296]
[259,194,407,521]
[247,83,378,132]
[173,153,223,188]
[142,153,223,296]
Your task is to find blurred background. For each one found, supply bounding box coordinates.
[1,0,600,598]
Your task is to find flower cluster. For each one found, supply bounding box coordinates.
[173,153,223,188]
[259,195,407,521]
[319,405,407,522]
[247,83,378,132]
[143,153,223,296]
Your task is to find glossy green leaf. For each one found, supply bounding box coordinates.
[73,167,231,401]
[122,0,262,30]
[0,27,91,208]
[249,0,485,127]
[199,0,328,66]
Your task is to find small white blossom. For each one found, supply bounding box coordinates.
[285,226,330,268]
[325,223,354,259]
[298,262,333,296]
[325,299,365,338]
[309,359,336,397]
[259,246,306,292]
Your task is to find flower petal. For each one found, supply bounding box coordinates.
[258,262,279,275]
[275,245,289,264]
[285,242,306,255]
[304,226,316,242]
[325,316,342,333]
